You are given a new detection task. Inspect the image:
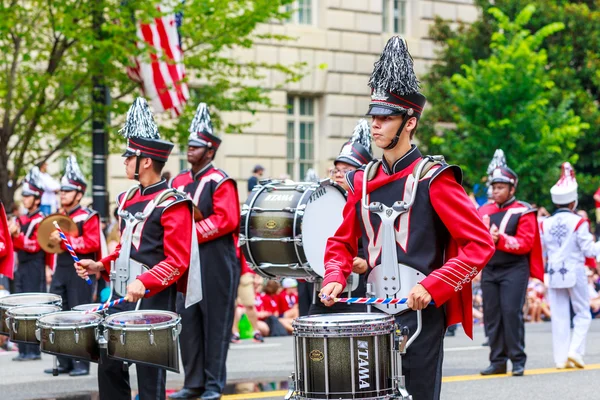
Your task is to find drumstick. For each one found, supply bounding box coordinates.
[322,296,435,306]
[84,290,151,314]
[52,221,92,286]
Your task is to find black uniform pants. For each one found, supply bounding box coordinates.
[395,305,446,400]
[482,262,529,368]
[50,264,95,371]
[15,258,46,356]
[297,280,313,317]
[177,258,240,393]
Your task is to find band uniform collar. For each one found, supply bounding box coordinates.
[140,179,168,196]
[381,145,422,175]
[192,163,213,181]
[66,205,82,216]
[27,208,41,218]
[496,196,516,210]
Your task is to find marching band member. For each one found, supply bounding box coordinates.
[478,153,544,377]
[169,103,242,400]
[541,163,600,369]
[309,119,373,315]
[10,167,49,361]
[0,201,14,284]
[319,36,495,400]
[46,155,102,377]
[77,97,200,400]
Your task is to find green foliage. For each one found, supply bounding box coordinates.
[419,5,589,207]
[0,0,301,204]
[420,0,600,209]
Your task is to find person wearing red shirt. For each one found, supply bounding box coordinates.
[77,97,198,400]
[320,36,495,400]
[169,103,242,400]
[594,186,600,238]
[478,158,544,377]
[0,201,14,282]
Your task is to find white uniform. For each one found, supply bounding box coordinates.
[541,209,600,366]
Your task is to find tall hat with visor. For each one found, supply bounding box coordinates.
[188,103,222,150]
[550,162,578,205]
[487,149,518,188]
[22,166,44,197]
[335,119,374,168]
[61,155,87,193]
[304,168,319,183]
[366,36,427,149]
[120,97,174,180]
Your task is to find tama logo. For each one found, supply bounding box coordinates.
[357,340,370,389]
[264,194,294,202]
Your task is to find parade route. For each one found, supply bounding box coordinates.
[1,320,599,399]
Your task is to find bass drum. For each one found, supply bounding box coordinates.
[241,180,346,280]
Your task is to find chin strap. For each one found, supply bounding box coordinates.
[134,156,141,181]
[383,109,414,150]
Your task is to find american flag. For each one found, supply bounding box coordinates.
[127,2,189,117]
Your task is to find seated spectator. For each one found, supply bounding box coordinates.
[278,278,299,319]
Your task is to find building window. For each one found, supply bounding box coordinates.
[286,96,316,181]
[382,0,408,35]
[286,0,313,25]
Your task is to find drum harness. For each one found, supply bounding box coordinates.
[362,155,444,400]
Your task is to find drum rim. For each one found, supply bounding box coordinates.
[0,293,62,308]
[71,303,103,311]
[293,313,395,326]
[103,310,180,330]
[36,310,102,329]
[6,305,62,320]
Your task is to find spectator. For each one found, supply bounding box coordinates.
[161,171,172,183]
[248,165,264,194]
[278,278,299,319]
[594,186,600,238]
[38,162,61,215]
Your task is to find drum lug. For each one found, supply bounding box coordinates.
[49,330,55,345]
[284,373,296,400]
[238,234,246,246]
[172,324,182,341]
[149,329,155,346]
[74,328,80,344]
[12,319,18,333]
[35,328,41,342]
[5,317,12,333]
[294,184,307,192]
[120,330,126,345]
[98,329,108,349]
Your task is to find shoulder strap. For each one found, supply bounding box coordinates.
[413,155,444,180]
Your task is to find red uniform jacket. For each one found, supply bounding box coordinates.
[0,203,14,279]
[322,146,495,338]
[100,180,193,295]
[56,205,102,269]
[478,199,544,281]
[12,209,55,270]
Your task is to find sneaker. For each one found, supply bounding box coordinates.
[568,352,585,369]
[230,333,241,344]
[253,332,264,343]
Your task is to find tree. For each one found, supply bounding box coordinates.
[420,5,588,206]
[0,0,301,206]
[420,0,600,209]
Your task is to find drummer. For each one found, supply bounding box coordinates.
[309,119,373,316]
[319,36,495,400]
[45,155,102,377]
[77,97,198,400]
[169,103,243,400]
[0,200,14,289]
[9,166,52,361]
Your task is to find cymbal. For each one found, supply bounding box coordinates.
[37,214,78,254]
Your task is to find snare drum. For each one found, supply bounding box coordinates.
[36,311,102,362]
[72,303,103,314]
[292,313,396,400]
[241,180,346,280]
[6,305,61,344]
[0,293,62,335]
[103,310,182,373]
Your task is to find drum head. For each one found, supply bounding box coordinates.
[0,293,62,308]
[301,183,346,277]
[37,311,101,327]
[294,313,393,327]
[105,310,178,328]
[293,313,395,337]
[6,305,61,317]
[72,303,102,312]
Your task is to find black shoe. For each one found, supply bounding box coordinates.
[512,365,525,376]
[480,365,507,375]
[69,368,89,377]
[44,367,71,374]
[12,354,28,362]
[200,391,221,400]
[481,340,489,346]
[169,388,204,399]
[25,354,41,361]
[445,329,456,337]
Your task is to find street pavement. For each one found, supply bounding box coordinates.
[1,320,599,399]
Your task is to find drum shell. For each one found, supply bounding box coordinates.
[104,324,180,373]
[6,305,62,344]
[0,293,62,335]
[37,313,101,363]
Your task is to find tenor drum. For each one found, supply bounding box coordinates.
[103,310,182,373]
[241,180,346,280]
[6,305,61,344]
[0,293,62,335]
[36,311,102,362]
[292,313,396,400]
